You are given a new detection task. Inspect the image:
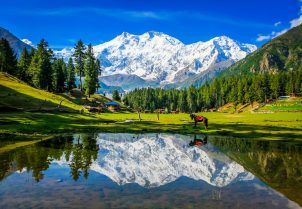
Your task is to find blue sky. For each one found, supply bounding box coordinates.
[0,0,300,49]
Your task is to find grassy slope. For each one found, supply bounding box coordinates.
[258,98,302,112]
[0,73,82,111]
[218,98,302,113]
[0,73,111,111]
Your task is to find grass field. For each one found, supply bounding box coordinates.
[0,73,82,111]
[0,111,301,141]
[1,72,302,141]
[258,98,302,112]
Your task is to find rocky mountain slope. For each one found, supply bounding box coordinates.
[0,27,32,57]
[221,24,302,77]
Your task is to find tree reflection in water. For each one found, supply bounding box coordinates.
[0,134,99,182]
[0,134,302,209]
[211,137,302,206]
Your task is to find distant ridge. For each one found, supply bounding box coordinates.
[0,27,32,57]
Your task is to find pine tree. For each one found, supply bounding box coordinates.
[29,47,35,58]
[187,86,197,112]
[178,90,187,112]
[73,40,86,91]
[237,80,244,104]
[17,48,31,82]
[263,73,271,102]
[270,74,280,99]
[83,44,97,97]
[28,39,53,91]
[52,58,66,93]
[202,82,211,109]
[66,57,76,90]
[0,38,17,75]
[95,59,101,93]
[112,90,121,101]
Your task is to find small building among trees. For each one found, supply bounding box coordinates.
[105,101,121,111]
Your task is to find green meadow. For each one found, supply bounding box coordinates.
[1,111,301,141]
[1,72,302,141]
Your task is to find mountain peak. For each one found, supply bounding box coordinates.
[121,32,132,38]
[211,35,236,44]
[53,30,256,89]
[21,39,35,47]
[118,31,168,40]
[144,31,164,38]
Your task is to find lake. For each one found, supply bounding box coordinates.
[0,133,301,209]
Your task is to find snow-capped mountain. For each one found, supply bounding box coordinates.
[54,31,256,89]
[54,133,254,188]
[21,39,35,48]
[53,47,74,62]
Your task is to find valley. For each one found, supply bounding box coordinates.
[0,1,302,208]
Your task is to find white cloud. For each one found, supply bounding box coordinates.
[256,35,271,42]
[290,15,302,28]
[256,1,302,42]
[124,11,161,19]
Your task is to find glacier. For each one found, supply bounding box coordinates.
[54,31,256,88]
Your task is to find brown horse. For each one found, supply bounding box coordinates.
[190,114,208,130]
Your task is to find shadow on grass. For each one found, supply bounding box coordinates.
[0,85,76,111]
[59,92,86,106]
[1,112,302,141]
[0,112,114,135]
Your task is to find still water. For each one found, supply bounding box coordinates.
[0,133,301,209]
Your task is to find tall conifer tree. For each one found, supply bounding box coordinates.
[52,58,66,92]
[84,44,97,97]
[66,57,76,90]
[17,47,31,82]
[73,40,86,91]
[28,39,53,91]
[0,38,17,75]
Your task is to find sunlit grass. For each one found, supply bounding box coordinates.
[1,72,302,141]
[0,73,82,110]
[0,111,301,141]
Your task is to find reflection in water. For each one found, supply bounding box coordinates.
[69,134,99,180]
[0,133,301,209]
[211,137,302,206]
[87,133,253,187]
[189,135,208,147]
[0,134,99,182]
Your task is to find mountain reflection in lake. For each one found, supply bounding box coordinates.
[0,133,301,209]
